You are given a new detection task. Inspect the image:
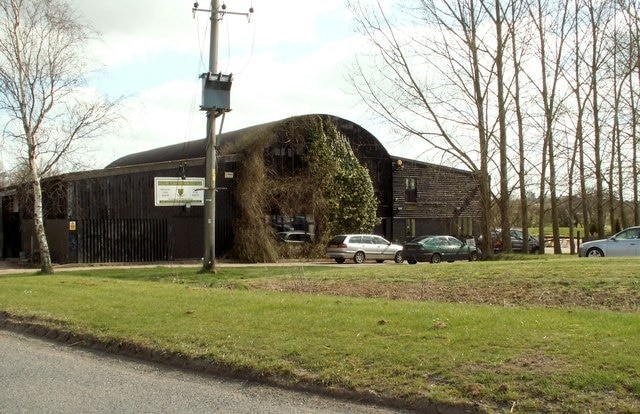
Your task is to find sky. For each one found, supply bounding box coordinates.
[65,0,419,169]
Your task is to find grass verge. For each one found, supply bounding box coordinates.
[1,258,639,413]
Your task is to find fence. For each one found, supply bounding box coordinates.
[78,219,168,263]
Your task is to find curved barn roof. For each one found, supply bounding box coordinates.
[105,114,390,169]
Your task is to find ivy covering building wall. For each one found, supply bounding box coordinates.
[231,115,378,262]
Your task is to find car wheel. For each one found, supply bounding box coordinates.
[408,259,417,265]
[469,251,479,261]
[353,251,366,264]
[334,258,345,264]
[586,247,604,257]
[376,259,384,263]
[394,251,403,263]
[431,253,442,264]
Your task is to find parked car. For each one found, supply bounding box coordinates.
[482,228,540,253]
[276,231,314,243]
[579,226,640,257]
[326,234,403,264]
[403,235,481,264]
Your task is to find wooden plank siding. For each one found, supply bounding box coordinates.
[28,158,236,264]
[389,158,482,243]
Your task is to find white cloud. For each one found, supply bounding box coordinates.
[71,0,197,66]
[1,0,434,173]
[61,0,420,168]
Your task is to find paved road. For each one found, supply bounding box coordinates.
[0,330,406,414]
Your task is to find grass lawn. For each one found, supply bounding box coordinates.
[1,257,639,413]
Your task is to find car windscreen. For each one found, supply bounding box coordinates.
[410,236,434,244]
[329,235,347,244]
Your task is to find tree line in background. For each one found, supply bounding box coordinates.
[348,0,640,256]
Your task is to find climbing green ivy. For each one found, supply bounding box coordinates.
[306,119,379,237]
[231,116,379,262]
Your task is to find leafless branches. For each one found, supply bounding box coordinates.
[0,0,120,272]
[348,0,640,247]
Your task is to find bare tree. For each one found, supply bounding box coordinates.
[583,0,613,238]
[506,0,536,252]
[0,0,119,273]
[614,0,640,227]
[526,0,572,253]
[347,0,496,254]
[563,0,593,247]
[348,0,640,254]
[608,18,623,233]
[482,0,512,252]
[625,0,640,226]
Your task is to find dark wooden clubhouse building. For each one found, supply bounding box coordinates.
[0,114,482,264]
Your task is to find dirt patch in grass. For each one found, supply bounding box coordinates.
[247,279,640,312]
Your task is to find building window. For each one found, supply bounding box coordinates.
[405,177,417,202]
[406,218,416,239]
[269,142,305,175]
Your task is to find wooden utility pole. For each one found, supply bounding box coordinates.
[194,1,252,272]
[202,0,220,273]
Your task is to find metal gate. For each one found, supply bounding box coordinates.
[78,218,168,263]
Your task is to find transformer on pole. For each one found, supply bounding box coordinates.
[192,1,252,273]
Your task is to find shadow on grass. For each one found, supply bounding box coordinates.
[58,265,328,287]
[483,252,569,261]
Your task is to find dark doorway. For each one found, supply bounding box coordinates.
[2,212,21,258]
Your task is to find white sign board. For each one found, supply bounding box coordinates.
[154,177,205,207]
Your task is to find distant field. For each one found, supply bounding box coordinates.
[1,257,639,413]
[532,226,613,238]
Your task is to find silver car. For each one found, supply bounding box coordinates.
[276,231,314,243]
[579,226,640,257]
[326,234,403,264]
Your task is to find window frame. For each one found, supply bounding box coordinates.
[405,177,417,202]
[405,218,416,239]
